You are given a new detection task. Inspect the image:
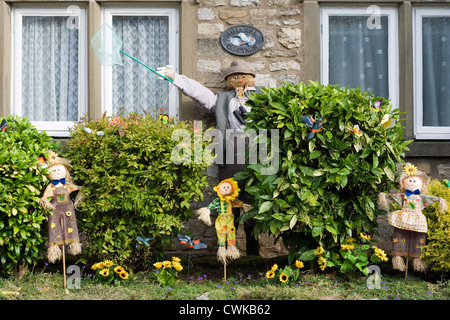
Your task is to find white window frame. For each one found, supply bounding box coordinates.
[413,7,450,140]
[11,6,87,137]
[320,6,399,109]
[102,5,179,118]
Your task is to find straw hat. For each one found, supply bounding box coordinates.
[223,60,255,79]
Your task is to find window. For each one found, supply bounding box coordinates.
[413,7,450,139]
[320,6,398,108]
[12,7,87,137]
[102,5,179,117]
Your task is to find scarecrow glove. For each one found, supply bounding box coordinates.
[156,65,176,81]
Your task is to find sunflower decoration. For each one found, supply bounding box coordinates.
[47,151,60,165]
[404,164,418,176]
[92,259,129,285]
[279,273,289,283]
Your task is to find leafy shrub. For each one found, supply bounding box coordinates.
[240,82,411,271]
[63,112,210,270]
[0,116,57,276]
[421,179,450,273]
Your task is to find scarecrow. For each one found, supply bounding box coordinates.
[378,163,448,274]
[196,178,243,265]
[40,151,83,264]
[157,61,260,255]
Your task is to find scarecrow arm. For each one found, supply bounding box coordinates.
[40,184,55,211]
[172,73,217,112]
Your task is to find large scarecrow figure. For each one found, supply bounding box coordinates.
[40,151,83,264]
[379,163,448,273]
[157,61,260,255]
[196,178,243,264]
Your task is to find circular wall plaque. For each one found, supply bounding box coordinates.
[220,25,265,56]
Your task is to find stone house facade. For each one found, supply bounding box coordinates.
[1,0,450,258]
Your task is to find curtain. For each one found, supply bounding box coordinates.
[21,16,79,122]
[422,17,450,127]
[328,15,389,98]
[112,16,170,115]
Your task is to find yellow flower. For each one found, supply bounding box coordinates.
[373,246,388,262]
[103,260,113,267]
[47,151,60,165]
[91,263,99,270]
[172,256,181,262]
[318,257,327,271]
[162,260,172,269]
[360,232,372,240]
[66,211,72,217]
[173,261,183,271]
[314,246,324,255]
[50,222,56,228]
[404,164,418,176]
[96,262,104,269]
[279,273,289,283]
[271,264,278,271]
[100,268,109,277]
[345,238,355,243]
[341,244,355,251]
[119,271,129,280]
[114,266,124,274]
[295,260,304,269]
[67,228,73,234]
[266,270,275,279]
[153,262,163,269]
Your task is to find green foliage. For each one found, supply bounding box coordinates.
[63,112,210,270]
[0,116,57,276]
[91,260,129,286]
[422,180,450,272]
[152,257,184,286]
[240,82,411,270]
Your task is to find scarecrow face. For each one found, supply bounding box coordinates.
[48,164,67,181]
[402,176,423,192]
[226,73,255,90]
[218,181,233,196]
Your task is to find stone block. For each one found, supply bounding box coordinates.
[269,60,301,71]
[198,8,215,21]
[197,58,222,74]
[219,9,248,20]
[198,23,225,36]
[278,27,302,49]
[230,0,262,6]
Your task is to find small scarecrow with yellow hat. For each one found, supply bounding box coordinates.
[196,178,243,265]
[379,163,448,274]
[40,151,83,264]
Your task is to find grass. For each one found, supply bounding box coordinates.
[1,256,450,301]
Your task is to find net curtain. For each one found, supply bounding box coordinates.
[422,17,450,127]
[21,16,79,122]
[328,15,389,99]
[112,16,170,115]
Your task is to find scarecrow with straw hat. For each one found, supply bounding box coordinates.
[40,151,83,264]
[379,163,448,274]
[157,60,260,256]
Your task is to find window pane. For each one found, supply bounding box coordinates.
[422,17,450,127]
[328,15,389,98]
[21,16,79,121]
[112,16,170,114]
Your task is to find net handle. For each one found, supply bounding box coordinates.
[120,50,174,83]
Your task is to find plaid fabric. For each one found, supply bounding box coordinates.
[386,193,440,233]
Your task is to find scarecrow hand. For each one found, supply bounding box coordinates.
[156,65,176,81]
[196,207,212,226]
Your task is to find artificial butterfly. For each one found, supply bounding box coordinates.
[301,116,323,139]
[443,179,450,187]
[158,114,169,124]
[349,124,363,136]
[380,114,392,128]
[135,236,154,248]
[1,119,7,133]
[177,233,207,250]
[370,99,383,112]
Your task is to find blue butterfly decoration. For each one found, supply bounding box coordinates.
[177,233,207,250]
[301,116,323,139]
[135,236,154,248]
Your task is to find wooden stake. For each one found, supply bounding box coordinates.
[61,216,67,288]
[224,262,226,281]
[405,256,409,280]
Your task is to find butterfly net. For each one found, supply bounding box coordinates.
[90,24,123,66]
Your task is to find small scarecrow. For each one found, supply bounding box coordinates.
[196,178,243,266]
[378,163,448,275]
[40,151,83,265]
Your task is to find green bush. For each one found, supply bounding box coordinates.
[63,112,210,270]
[421,180,450,273]
[239,82,411,271]
[0,116,57,276]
